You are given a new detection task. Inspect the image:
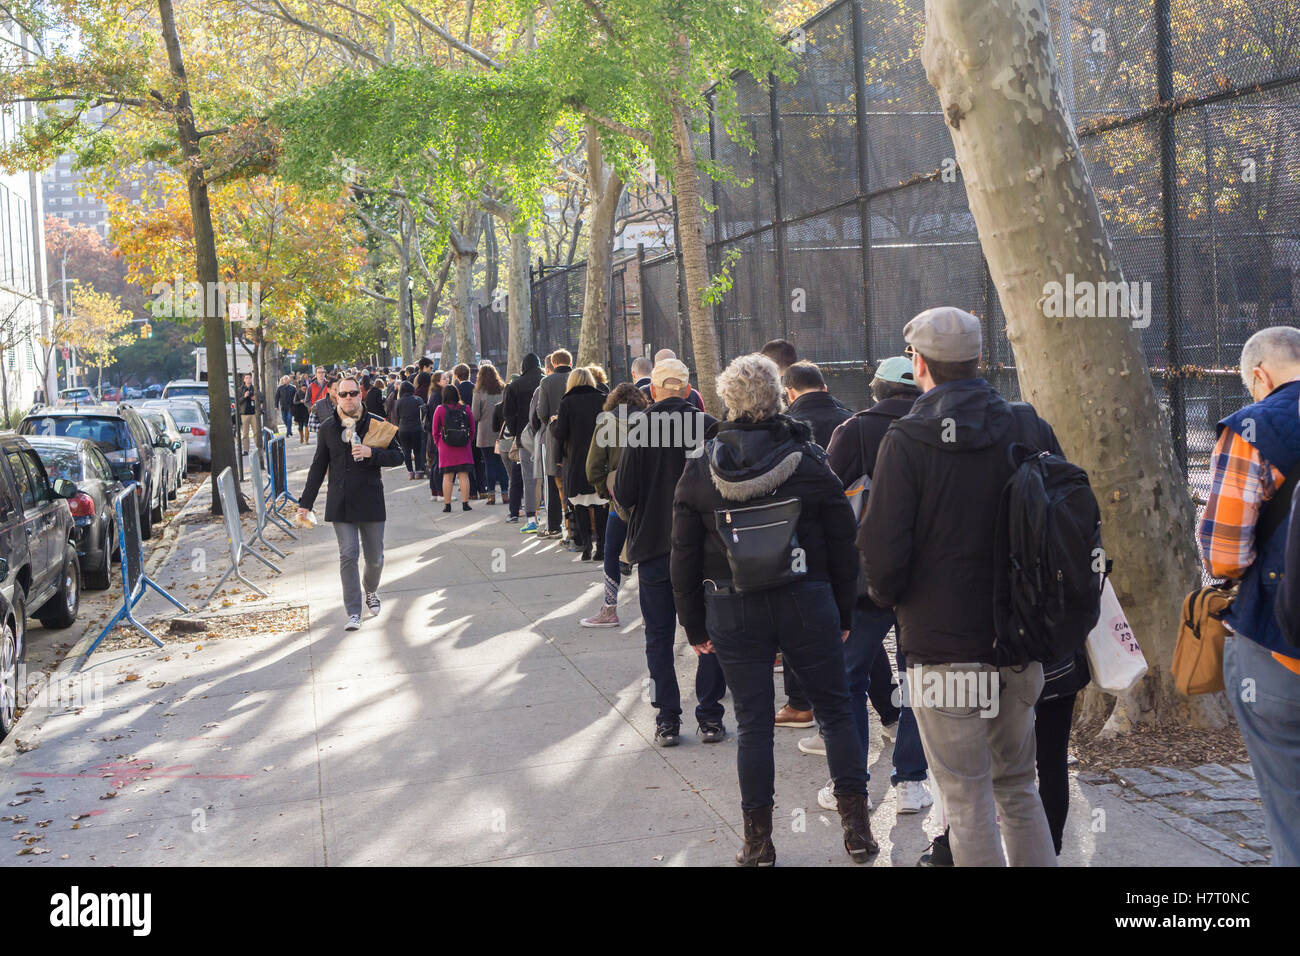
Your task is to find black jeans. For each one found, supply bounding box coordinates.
[707,579,867,812]
[1034,692,1077,856]
[638,554,726,727]
[785,627,899,724]
[399,429,424,474]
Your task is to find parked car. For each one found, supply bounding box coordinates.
[161,379,211,413]
[17,405,166,539]
[137,411,184,499]
[0,588,21,740]
[122,386,144,400]
[143,384,164,399]
[137,407,188,485]
[142,398,210,467]
[25,436,124,590]
[57,387,95,407]
[0,432,82,740]
[99,386,122,403]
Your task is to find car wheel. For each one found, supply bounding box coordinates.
[0,606,22,741]
[86,523,114,590]
[138,495,153,539]
[37,544,80,630]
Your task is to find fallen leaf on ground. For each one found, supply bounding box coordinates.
[99,792,117,801]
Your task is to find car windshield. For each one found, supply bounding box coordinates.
[167,385,208,397]
[31,446,84,482]
[161,403,204,424]
[23,416,133,453]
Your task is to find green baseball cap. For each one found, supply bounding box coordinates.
[872,355,915,386]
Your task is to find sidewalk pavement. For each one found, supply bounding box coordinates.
[0,438,1237,866]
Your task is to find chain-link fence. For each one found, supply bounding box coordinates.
[530,0,1300,495]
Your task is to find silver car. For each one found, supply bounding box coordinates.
[143,398,210,467]
[137,407,188,487]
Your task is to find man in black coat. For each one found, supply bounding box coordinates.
[614,358,725,747]
[785,361,851,448]
[298,376,405,631]
[502,353,544,522]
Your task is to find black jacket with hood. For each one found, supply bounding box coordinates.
[860,378,1060,664]
[672,414,859,645]
[502,353,543,438]
[614,396,716,564]
[552,383,606,497]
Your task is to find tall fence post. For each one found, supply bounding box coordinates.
[1157,0,1187,471]
[769,72,791,343]
[851,0,875,369]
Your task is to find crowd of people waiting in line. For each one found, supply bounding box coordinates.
[288,314,1300,869]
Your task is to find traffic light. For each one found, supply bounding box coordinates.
[139,323,152,339]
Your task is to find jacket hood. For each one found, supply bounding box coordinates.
[892,378,1013,451]
[708,415,812,501]
[522,352,541,373]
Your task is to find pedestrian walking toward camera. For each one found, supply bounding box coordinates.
[616,358,727,750]
[1199,326,1300,867]
[431,384,476,512]
[275,375,296,436]
[298,376,405,632]
[861,307,1064,867]
[672,353,872,867]
[292,375,311,444]
[238,373,257,457]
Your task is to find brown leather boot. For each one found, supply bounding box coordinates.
[735,806,776,867]
[836,792,879,863]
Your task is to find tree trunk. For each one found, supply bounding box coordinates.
[422,254,451,354]
[922,0,1226,730]
[577,124,623,369]
[448,209,484,368]
[397,210,415,366]
[668,101,721,416]
[507,223,531,376]
[158,0,237,514]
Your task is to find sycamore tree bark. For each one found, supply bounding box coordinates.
[923,0,1225,730]
[577,125,624,369]
[159,0,239,514]
[669,100,721,416]
[506,224,532,376]
[447,206,484,367]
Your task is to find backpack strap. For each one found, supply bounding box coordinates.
[1257,457,1300,549]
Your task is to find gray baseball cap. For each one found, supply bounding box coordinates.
[903,307,982,362]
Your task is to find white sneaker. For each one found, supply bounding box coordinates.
[798,734,826,756]
[344,614,361,631]
[895,779,934,814]
[818,779,872,812]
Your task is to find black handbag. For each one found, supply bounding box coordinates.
[713,496,805,593]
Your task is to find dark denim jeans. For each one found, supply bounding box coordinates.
[638,554,726,727]
[706,579,867,812]
[786,631,899,723]
[603,510,628,604]
[481,448,510,494]
[889,648,927,784]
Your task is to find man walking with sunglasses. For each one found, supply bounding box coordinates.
[298,376,405,631]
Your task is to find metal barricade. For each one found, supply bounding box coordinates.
[264,426,298,514]
[82,484,190,658]
[205,466,281,605]
[247,444,292,555]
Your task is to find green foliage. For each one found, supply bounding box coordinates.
[300,299,392,368]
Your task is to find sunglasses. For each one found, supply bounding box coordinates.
[338,389,360,398]
[904,344,917,359]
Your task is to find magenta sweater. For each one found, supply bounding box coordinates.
[430,403,476,467]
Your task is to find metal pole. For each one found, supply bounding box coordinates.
[1157,0,1186,471]
[60,252,72,390]
[851,0,875,371]
[769,74,791,343]
[230,313,244,482]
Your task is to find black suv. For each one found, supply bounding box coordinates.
[18,404,167,538]
[0,433,82,739]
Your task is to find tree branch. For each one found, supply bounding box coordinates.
[399,2,502,69]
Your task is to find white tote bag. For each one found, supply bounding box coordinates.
[1085,579,1148,693]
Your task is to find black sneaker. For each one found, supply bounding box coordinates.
[698,721,727,743]
[653,723,681,748]
[365,592,380,616]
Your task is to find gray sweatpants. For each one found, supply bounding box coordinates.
[907,659,1057,866]
[518,443,538,516]
[333,521,384,618]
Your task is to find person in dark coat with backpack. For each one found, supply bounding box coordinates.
[430,384,476,512]
[552,368,607,560]
[861,307,1061,867]
[672,353,875,868]
[395,380,426,479]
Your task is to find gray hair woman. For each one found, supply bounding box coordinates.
[671,352,874,866]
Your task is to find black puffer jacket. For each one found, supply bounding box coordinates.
[672,415,859,645]
[860,378,1060,665]
[502,354,543,438]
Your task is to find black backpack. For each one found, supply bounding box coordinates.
[713,496,805,593]
[992,407,1106,666]
[441,404,471,447]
